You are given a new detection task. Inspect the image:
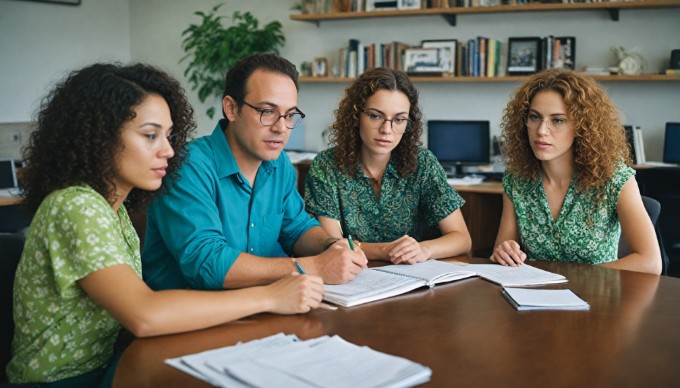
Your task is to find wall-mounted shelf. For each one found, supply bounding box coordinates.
[299,74,680,84]
[290,1,680,26]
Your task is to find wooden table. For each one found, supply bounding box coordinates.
[113,258,680,387]
[0,195,20,207]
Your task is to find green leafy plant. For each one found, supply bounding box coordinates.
[180,4,285,118]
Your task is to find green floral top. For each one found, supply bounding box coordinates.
[304,148,464,243]
[8,186,141,383]
[503,165,635,264]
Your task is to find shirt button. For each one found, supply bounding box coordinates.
[250,223,255,228]
[250,248,254,252]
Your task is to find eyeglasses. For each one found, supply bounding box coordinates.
[242,101,305,129]
[526,113,571,132]
[361,109,412,134]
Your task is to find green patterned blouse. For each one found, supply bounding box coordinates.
[304,148,464,243]
[503,165,635,264]
[8,186,141,383]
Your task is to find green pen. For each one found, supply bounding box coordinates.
[292,258,306,274]
[347,234,355,251]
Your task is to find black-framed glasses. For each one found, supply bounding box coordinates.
[242,101,305,129]
[361,109,412,134]
[526,113,571,132]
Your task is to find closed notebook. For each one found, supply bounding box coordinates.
[502,287,590,311]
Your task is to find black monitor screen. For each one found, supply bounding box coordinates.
[427,120,490,172]
[663,122,680,164]
[0,159,18,189]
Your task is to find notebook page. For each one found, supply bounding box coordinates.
[375,260,476,285]
[463,263,567,286]
[324,268,424,306]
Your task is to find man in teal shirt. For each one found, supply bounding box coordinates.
[142,54,367,290]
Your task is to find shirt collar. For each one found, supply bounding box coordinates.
[357,157,400,179]
[208,119,277,179]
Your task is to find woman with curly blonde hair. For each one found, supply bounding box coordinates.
[490,68,660,274]
[305,68,471,264]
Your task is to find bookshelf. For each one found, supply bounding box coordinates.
[299,74,680,83]
[290,1,680,26]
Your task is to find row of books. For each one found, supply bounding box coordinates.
[316,0,635,14]
[337,36,576,78]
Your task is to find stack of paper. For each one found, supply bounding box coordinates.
[501,287,590,311]
[166,333,432,387]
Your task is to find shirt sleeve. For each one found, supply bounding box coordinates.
[606,164,636,207]
[278,153,320,255]
[304,150,342,221]
[47,190,130,297]
[418,150,465,225]
[146,152,241,290]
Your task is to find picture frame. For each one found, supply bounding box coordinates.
[507,37,542,75]
[404,48,446,75]
[397,0,422,10]
[312,57,329,77]
[421,39,457,75]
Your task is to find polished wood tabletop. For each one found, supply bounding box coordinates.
[113,258,680,387]
[0,195,20,207]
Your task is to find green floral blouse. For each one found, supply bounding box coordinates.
[8,186,141,383]
[503,165,635,264]
[304,148,464,243]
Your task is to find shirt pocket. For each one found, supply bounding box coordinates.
[261,212,284,246]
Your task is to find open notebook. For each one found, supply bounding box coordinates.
[324,260,567,307]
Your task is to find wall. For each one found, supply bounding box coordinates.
[0,0,131,160]
[1,1,679,161]
[129,1,680,161]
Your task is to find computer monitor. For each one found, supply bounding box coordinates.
[427,120,490,176]
[663,122,680,164]
[0,159,18,189]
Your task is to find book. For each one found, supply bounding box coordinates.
[501,287,590,311]
[324,260,567,307]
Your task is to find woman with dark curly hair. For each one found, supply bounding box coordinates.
[8,63,324,386]
[490,68,660,274]
[305,68,471,264]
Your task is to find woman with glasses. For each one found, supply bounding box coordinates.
[490,68,661,274]
[305,68,471,264]
[8,63,325,386]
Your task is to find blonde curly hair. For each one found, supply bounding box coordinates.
[500,68,631,195]
[329,68,423,177]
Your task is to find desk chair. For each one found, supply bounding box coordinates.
[0,233,25,383]
[617,196,669,275]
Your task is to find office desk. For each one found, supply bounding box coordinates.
[113,258,680,387]
[453,182,503,257]
[0,196,20,207]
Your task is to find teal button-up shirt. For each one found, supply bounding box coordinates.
[142,121,319,290]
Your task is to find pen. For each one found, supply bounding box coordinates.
[347,234,355,251]
[292,258,306,274]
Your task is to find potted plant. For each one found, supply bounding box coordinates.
[180,4,285,118]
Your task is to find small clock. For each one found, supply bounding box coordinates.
[619,55,643,75]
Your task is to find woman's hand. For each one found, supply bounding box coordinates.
[264,273,324,314]
[490,240,526,267]
[386,235,431,265]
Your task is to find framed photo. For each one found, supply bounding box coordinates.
[421,39,457,75]
[404,48,446,75]
[507,37,542,75]
[312,57,329,77]
[397,0,422,10]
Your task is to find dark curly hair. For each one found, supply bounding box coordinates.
[21,62,196,213]
[500,68,631,196]
[222,53,299,120]
[329,67,423,177]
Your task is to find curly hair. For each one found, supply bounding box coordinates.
[500,68,631,195]
[329,67,423,177]
[21,62,196,213]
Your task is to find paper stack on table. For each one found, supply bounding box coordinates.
[166,333,432,387]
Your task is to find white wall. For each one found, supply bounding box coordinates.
[1,0,679,161]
